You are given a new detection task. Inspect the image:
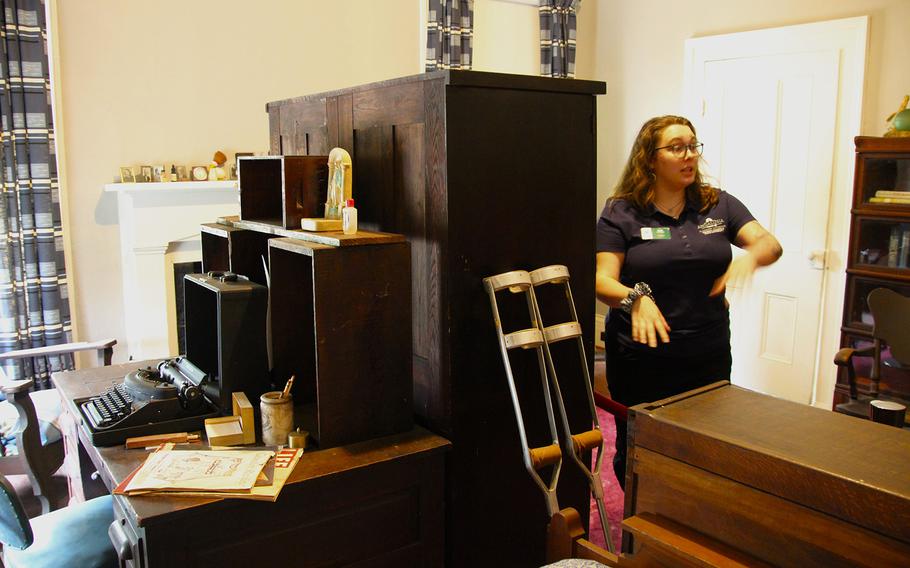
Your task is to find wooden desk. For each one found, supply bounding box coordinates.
[624,382,910,567]
[53,362,450,567]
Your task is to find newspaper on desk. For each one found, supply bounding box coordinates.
[114,444,303,501]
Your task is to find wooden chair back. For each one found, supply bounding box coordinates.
[868,287,910,366]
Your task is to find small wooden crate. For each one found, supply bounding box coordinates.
[238,155,328,229]
[268,233,413,449]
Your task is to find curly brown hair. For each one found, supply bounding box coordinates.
[612,115,719,213]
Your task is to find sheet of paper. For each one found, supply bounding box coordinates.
[123,448,273,493]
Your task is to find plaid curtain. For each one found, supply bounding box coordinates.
[426,0,473,71]
[539,0,578,78]
[0,0,71,389]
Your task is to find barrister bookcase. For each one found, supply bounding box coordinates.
[266,70,605,567]
[835,136,910,418]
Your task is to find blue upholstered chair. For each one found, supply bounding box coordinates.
[0,473,117,568]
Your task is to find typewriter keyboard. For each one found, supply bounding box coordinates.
[82,383,134,429]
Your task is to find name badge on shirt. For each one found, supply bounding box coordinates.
[641,227,671,240]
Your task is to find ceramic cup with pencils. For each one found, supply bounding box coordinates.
[261,376,294,445]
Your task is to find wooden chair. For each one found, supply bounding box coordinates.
[0,472,117,568]
[0,339,116,514]
[834,288,910,421]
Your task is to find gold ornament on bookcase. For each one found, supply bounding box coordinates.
[884,94,910,137]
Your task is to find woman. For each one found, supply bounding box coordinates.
[596,115,782,486]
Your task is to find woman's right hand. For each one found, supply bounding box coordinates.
[630,295,671,347]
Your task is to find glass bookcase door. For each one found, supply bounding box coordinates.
[858,154,910,207]
[854,217,910,270]
[844,276,910,332]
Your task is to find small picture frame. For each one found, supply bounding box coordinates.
[119,167,135,183]
[139,165,152,183]
[175,165,188,181]
[191,165,209,181]
[152,165,165,183]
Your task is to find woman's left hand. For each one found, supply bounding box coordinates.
[710,253,758,297]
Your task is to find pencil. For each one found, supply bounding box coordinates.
[281,375,295,399]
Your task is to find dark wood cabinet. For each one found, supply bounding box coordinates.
[266,71,606,567]
[835,136,910,413]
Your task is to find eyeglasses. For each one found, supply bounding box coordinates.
[655,142,704,158]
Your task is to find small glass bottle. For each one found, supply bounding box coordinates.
[342,198,357,235]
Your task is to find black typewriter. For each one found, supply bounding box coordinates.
[77,357,220,446]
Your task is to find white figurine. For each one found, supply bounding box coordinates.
[324,147,352,220]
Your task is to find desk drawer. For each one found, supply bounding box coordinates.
[110,497,144,568]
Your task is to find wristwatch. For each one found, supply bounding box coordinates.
[619,282,654,313]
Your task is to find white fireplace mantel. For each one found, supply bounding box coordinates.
[106,181,240,360]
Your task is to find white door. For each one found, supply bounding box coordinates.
[684,18,867,404]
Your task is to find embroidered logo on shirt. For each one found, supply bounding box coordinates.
[697,218,726,235]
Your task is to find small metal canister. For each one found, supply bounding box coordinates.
[287,428,309,450]
[260,391,293,446]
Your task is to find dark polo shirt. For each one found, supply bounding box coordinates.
[596,190,755,357]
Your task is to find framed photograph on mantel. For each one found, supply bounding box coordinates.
[119,167,135,183]
[139,165,152,182]
[175,165,188,181]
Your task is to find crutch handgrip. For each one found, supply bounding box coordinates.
[571,429,603,455]
[530,444,562,470]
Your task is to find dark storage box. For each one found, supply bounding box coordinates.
[184,272,270,411]
[238,155,328,229]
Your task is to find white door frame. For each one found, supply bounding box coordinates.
[683,16,868,408]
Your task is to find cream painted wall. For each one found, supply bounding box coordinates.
[51,0,423,364]
[50,0,908,397]
[587,0,910,408]
[473,0,539,75]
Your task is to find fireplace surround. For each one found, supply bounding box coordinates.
[105,181,239,360]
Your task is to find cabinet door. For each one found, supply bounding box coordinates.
[851,217,910,273]
[855,151,910,208]
[843,275,910,333]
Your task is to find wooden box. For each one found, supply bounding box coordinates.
[625,382,910,567]
[267,233,412,449]
[834,136,910,415]
[238,155,328,229]
[200,222,273,286]
[184,273,269,412]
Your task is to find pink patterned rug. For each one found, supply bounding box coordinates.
[587,407,623,552]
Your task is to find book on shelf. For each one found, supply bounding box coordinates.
[870,196,910,204]
[888,226,901,267]
[901,226,910,269]
[874,190,910,199]
[887,224,910,269]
